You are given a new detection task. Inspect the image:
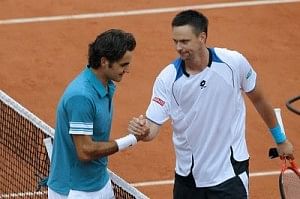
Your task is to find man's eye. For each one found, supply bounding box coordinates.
[182,40,188,44]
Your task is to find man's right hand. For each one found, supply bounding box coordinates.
[128,115,150,141]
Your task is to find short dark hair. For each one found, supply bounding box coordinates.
[88,29,136,69]
[171,10,208,36]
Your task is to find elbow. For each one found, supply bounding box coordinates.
[76,146,93,162]
[77,154,91,162]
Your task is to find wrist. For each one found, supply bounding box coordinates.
[115,134,137,151]
[269,124,286,144]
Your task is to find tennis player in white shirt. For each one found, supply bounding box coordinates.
[128,9,294,199]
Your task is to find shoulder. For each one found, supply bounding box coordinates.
[156,58,183,84]
[62,78,94,106]
[212,47,245,62]
[211,47,251,72]
[212,48,246,65]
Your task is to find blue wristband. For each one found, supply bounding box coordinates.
[269,124,286,144]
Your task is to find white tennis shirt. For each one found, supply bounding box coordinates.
[146,47,256,187]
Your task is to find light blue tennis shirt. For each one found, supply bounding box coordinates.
[47,67,116,195]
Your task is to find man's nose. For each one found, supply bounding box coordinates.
[175,42,183,51]
[124,66,130,73]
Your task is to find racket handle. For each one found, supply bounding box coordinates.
[269,147,279,159]
[274,108,286,135]
[290,159,298,168]
[290,159,300,176]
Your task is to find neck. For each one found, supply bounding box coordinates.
[185,48,209,75]
[91,67,108,86]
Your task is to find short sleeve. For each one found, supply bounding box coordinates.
[65,95,94,135]
[238,53,257,92]
[146,77,170,125]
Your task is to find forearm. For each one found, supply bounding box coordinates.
[246,81,277,129]
[247,82,293,158]
[77,140,119,161]
[246,83,289,145]
[251,98,277,129]
[73,134,137,161]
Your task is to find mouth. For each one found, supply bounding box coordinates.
[114,75,123,82]
[118,74,124,80]
[179,51,189,59]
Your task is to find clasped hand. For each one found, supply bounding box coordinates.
[277,139,294,160]
[128,115,150,141]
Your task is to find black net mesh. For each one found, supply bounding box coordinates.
[0,91,148,199]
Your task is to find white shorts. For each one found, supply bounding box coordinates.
[48,180,115,199]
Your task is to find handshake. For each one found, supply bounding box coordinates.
[115,115,150,151]
[128,115,150,141]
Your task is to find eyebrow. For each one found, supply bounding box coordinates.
[173,39,189,43]
[120,62,130,66]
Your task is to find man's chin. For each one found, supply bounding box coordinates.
[180,56,188,61]
[179,54,189,60]
[113,77,123,82]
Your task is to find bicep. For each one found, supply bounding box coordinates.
[72,134,93,160]
[246,78,265,106]
[65,96,96,160]
[246,84,261,105]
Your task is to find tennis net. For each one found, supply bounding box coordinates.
[0,90,149,199]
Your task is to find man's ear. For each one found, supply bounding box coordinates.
[100,57,109,68]
[199,32,207,43]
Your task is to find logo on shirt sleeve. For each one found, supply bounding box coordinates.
[246,69,252,79]
[153,97,165,106]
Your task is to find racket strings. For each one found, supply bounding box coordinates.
[282,169,300,198]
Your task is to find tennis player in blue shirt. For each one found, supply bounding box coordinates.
[47,29,148,199]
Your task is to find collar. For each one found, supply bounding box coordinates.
[207,48,212,67]
[180,48,212,77]
[83,67,116,98]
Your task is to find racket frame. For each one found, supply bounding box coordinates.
[279,159,300,199]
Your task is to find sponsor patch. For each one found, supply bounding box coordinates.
[153,97,165,106]
[246,69,252,79]
[200,80,207,89]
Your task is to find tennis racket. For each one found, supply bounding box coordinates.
[279,158,300,199]
[270,108,300,198]
[286,95,300,115]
